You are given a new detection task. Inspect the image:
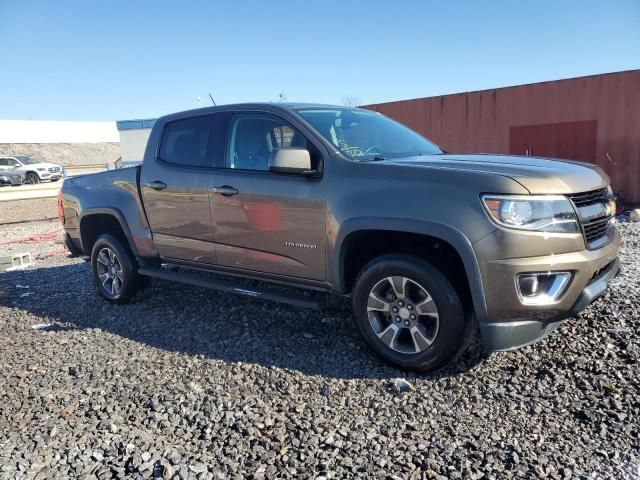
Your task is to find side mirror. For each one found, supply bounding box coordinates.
[268,148,315,176]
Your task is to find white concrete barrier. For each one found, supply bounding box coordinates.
[0,182,61,201]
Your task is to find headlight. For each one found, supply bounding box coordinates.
[36,167,46,171]
[481,194,579,233]
[606,185,617,216]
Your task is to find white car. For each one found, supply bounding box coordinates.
[0,155,64,184]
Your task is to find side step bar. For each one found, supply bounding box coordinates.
[138,267,320,309]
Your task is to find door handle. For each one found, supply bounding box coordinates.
[211,185,239,196]
[144,181,167,191]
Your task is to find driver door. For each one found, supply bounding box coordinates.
[210,112,327,280]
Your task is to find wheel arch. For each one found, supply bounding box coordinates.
[79,208,138,258]
[24,170,40,181]
[331,218,488,323]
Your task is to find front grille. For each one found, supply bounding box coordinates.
[583,217,610,243]
[568,188,609,207]
[567,187,612,247]
[48,167,60,173]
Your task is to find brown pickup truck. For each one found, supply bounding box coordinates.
[59,103,620,371]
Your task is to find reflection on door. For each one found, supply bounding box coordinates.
[211,173,326,280]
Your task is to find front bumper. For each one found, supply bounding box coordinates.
[475,225,621,351]
[39,172,61,181]
[480,257,620,351]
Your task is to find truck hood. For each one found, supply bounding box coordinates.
[384,154,609,194]
[34,163,61,169]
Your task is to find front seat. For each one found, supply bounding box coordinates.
[235,124,269,171]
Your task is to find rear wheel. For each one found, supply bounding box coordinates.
[25,172,40,184]
[352,254,472,372]
[91,234,143,304]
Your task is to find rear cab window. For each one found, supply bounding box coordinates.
[159,116,212,167]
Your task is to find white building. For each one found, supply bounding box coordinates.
[0,120,121,167]
[116,119,156,166]
[0,119,119,143]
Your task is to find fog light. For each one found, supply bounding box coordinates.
[518,275,540,297]
[516,272,571,305]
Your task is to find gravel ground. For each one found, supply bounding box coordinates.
[0,220,638,479]
[0,198,58,225]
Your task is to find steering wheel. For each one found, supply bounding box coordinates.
[363,146,383,156]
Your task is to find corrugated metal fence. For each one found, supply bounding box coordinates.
[364,70,640,203]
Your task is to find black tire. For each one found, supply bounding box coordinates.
[352,254,472,372]
[90,234,142,304]
[25,172,40,184]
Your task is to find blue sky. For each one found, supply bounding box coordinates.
[0,0,638,121]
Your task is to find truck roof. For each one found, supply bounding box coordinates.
[155,102,351,124]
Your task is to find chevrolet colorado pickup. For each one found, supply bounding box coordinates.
[59,103,620,371]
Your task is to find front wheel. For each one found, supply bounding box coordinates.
[352,254,473,372]
[91,234,143,304]
[25,172,40,184]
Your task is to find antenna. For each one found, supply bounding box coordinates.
[208,93,216,106]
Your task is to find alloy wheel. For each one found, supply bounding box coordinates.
[96,247,124,296]
[26,172,39,184]
[366,276,440,354]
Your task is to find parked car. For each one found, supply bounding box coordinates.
[58,103,620,372]
[0,155,64,184]
[0,170,23,186]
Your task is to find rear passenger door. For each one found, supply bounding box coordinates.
[209,112,327,281]
[140,113,225,264]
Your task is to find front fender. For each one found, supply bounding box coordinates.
[329,217,489,324]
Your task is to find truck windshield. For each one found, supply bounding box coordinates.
[296,108,442,160]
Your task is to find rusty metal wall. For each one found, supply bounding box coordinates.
[363,70,640,203]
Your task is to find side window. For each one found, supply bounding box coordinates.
[226,114,312,171]
[159,116,212,167]
[0,159,8,166]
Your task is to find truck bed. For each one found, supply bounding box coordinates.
[60,166,155,258]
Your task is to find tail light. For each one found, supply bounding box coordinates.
[57,191,64,224]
